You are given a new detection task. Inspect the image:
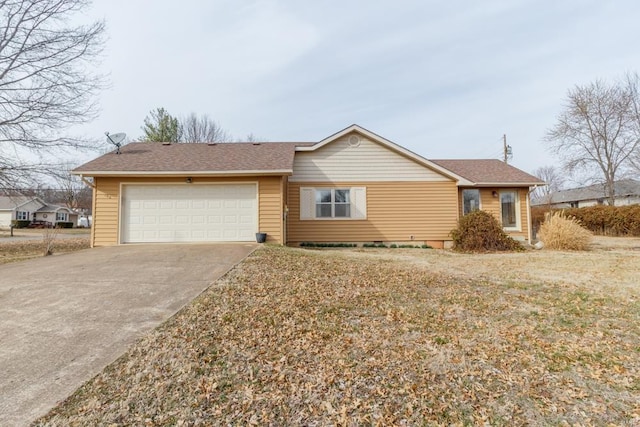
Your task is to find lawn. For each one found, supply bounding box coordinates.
[0,238,90,264]
[35,243,640,426]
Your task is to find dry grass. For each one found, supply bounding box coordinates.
[35,245,640,426]
[0,238,90,264]
[538,211,593,250]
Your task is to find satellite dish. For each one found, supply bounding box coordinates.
[105,131,127,154]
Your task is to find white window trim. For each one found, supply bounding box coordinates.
[300,187,367,220]
[16,211,28,220]
[56,212,68,222]
[315,188,351,219]
[500,190,521,231]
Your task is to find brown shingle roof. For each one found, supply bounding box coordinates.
[431,159,544,185]
[73,142,302,175]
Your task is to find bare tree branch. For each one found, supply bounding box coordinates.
[181,112,232,143]
[545,75,640,205]
[0,0,106,187]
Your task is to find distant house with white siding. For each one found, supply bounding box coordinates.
[532,179,640,208]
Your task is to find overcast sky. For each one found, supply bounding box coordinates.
[73,0,640,175]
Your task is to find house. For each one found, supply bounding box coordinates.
[0,195,78,228]
[532,179,640,208]
[34,204,79,226]
[72,125,544,248]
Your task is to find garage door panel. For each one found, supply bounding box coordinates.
[122,184,257,243]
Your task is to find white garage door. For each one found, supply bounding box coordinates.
[121,184,257,243]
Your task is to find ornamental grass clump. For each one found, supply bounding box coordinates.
[450,210,522,252]
[538,211,592,250]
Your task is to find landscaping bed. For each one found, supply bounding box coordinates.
[35,243,640,426]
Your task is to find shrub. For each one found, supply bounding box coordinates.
[56,221,74,229]
[11,220,30,228]
[538,211,592,250]
[532,205,640,236]
[450,210,522,252]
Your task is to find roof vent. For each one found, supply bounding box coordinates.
[208,142,217,146]
[162,141,171,145]
[348,135,360,147]
[252,142,261,146]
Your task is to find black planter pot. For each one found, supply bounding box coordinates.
[255,232,267,243]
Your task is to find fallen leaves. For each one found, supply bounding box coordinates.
[34,246,640,426]
[0,238,89,264]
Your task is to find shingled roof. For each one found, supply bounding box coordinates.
[431,159,544,186]
[543,179,640,204]
[73,142,302,176]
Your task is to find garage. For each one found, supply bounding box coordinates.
[121,184,257,243]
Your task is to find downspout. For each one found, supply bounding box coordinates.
[527,185,540,243]
[79,174,97,248]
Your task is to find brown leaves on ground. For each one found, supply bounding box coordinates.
[36,246,640,426]
[0,238,90,264]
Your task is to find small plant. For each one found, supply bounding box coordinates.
[538,211,592,250]
[450,210,522,252]
[390,244,398,248]
[42,225,60,256]
[421,244,432,249]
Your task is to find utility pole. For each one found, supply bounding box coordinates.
[503,134,512,164]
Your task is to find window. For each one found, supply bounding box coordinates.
[316,189,351,218]
[16,211,28,220]
[462,189,480,215]
[300,187,366,220]
[56,212,67,221]
[500,190,519,229]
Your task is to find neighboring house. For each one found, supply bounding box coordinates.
[0,196,46,228]
[72,125,544,248]
[34,205,78,226]
[532,179,640,208]
[0,196,77,228]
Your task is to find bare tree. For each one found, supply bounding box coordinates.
[52,169,87,209]
[239,133,268,143]
[546,75,640,205]
[532,165,565,205]
[181,113,231,143]
[0,0,106,188]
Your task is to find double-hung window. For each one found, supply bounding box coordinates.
[316,189,351,218]
[56,212,67,222]
[300,187,366,220]
[16,211,28,220]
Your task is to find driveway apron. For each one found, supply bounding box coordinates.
[0,243,256,426]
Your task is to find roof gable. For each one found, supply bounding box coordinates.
[0,196,46,210]
[296,125,470,184]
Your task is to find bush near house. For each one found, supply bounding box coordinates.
[532,205,640,236]
[538,211,592,250]
[10,220,30,228]
[56,221,74,229]
[450,210,522,252]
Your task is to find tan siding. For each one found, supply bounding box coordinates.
[258,176,283,244]
[287,181,458,244]
[458,187,530,241]
[92,176,285,246]
[292,133,450,182]
[93,177,120,246]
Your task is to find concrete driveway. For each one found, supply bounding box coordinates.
[0,243,256,426]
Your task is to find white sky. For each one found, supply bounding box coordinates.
[70,0,640,175]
